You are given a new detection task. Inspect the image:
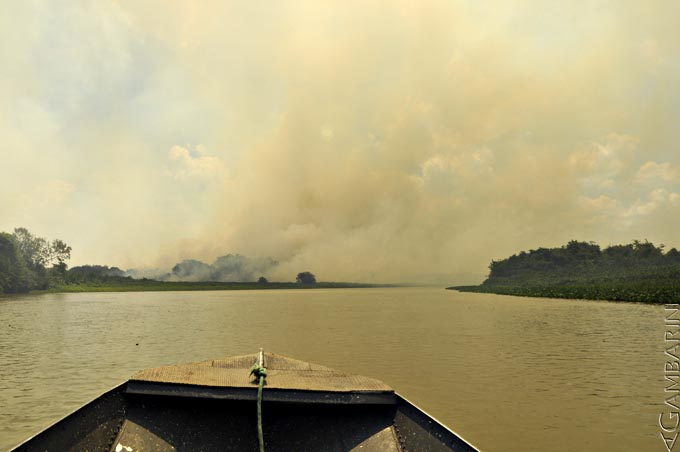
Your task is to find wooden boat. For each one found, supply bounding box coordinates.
[10,351,479,452]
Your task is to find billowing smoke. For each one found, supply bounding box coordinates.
[1,2,679,284]
[210,255,278,282]
[165,254,278,282]
[124,268,171,281]
[169,259,213,282]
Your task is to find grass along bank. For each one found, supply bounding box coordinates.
[43,279,390,293]
[449,281,680,303]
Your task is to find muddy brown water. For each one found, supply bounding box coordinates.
[0,287,664,451]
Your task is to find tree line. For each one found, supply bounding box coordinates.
[486,239,680,284]
[0,228,71,293]
[451,240,680,303]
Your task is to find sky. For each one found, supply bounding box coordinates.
[1,1,679,284]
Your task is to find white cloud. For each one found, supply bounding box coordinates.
[166,145,225,180]
[623,188,680,218]
[635,161,680,185]
[420,148,494,180]
[579,194,619,211]
[569,133,638,174]
[576,195,621,226]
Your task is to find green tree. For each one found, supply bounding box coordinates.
[45,239,72,266]
[12,228,71,268]
[3,227,72,291]
[0,232,35,293]
[13,227,48,267]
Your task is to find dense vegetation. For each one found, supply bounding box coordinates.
[0,228,71,293]
[450,240,680,303]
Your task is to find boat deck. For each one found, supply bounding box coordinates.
[11,352,479,452]
[127,352,395,405]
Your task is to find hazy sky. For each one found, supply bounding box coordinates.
[1,1,678,283]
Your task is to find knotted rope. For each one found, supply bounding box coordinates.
[250,350,267,452]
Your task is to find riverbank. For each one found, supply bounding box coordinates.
[37,280,393,294]
[450,240,680,304]
[448,283,680,303]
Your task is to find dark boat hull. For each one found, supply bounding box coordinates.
[10,354,479,452]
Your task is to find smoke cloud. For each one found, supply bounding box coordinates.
[1,1,679,283]
[166,255,278,283]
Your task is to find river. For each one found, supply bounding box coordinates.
[0,287,664,451]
